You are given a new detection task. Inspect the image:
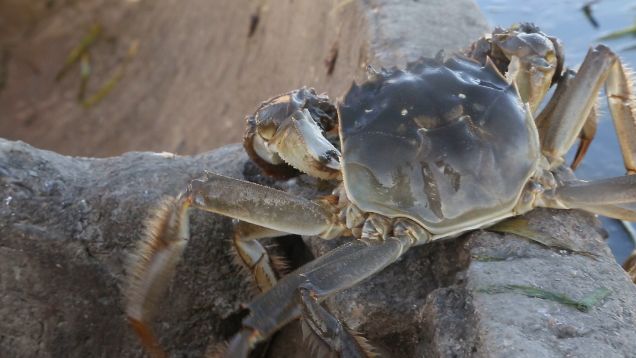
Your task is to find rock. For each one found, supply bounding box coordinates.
[0,139,252,356]
[3,138,636,357]
[4,1,635,358]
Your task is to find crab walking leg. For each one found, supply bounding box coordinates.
[125,172,343,357]
[297,288,375,357]
[225,237,412,358]
[187,172,342,236]
[577,203,636,222]
[534,69,599,170]
[557,175,636,205]
[623,250,636,283]
[126,197,190,358]
[554,175,636,206]
[232,221,287,292]
[540,45,617,165]
[605,57,636,174]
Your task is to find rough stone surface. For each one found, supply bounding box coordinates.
[3,1,636,358]
[0,140,252,357]
[465,211,636,358]
[2,139,636,358]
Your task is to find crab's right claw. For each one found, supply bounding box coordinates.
[243,88,342,180]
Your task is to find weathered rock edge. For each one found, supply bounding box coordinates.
[1,139,636,357]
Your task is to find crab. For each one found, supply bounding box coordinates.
[125,24,636,357]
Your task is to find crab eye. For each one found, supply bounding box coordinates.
[529,56,553,71]
[254,105,293,140]
[256,120,278,140]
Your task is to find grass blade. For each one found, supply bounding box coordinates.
[478,284,611,312]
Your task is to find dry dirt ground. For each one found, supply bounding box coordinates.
[0,0,370,157]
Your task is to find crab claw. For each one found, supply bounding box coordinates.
[467,23,564,113]
[495,25,562,112]
[244,88,341,180]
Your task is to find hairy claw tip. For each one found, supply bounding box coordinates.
[269,254,291,275]
[128,317,167,358]
[348,328,379,358]
[204,340,229,358]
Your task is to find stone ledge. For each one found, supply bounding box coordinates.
[2,139,636,357]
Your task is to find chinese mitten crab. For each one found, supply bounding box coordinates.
[125,24,636,357]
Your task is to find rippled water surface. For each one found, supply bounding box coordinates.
[476,0,636,261]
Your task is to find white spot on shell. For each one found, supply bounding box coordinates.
[458,93,466,99]
[401,109,408,116]
[364,109,373,113]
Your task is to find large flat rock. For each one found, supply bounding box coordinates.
[2,139,636,357]
[3,1,635,358]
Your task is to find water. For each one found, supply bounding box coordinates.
[476,0,636,262]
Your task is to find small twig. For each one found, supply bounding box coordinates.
[55,24,102,81]
[581,0,600,29]
[77,53,91,101]
[82,40,139,108]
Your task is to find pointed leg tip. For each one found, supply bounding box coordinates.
[570,138,592,171]
[128,317,167,358]
[224,329,258,358]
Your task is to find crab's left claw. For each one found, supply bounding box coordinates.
[492,24,563,113]
[467,23,564,113]
[244,88,342,180]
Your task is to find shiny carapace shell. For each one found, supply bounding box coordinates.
[338,57,540,235]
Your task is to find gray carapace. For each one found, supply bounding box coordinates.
[340,56,538,234]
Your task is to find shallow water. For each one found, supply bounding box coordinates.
[476,0,636,262]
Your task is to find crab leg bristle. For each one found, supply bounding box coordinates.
[125,172,346,356]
